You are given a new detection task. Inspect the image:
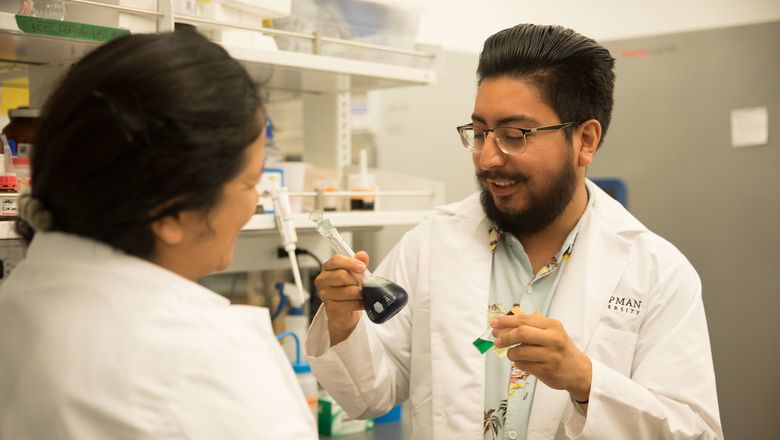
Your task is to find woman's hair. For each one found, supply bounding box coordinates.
[17,30,264,258]
[477,24,615,148]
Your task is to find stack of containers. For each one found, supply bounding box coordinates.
[270,0,423,65]
[0,107,39,219]
[178,0,292,50]
[0,135,18,219]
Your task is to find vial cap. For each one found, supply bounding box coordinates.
[293,362,312,374]
[0,175,18,190]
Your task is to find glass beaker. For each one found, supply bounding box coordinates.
[310,210,408,324]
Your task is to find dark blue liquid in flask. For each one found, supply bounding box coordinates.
[310,210,408,323]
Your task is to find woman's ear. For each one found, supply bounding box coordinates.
[150,214,185,246]
[576,119,601,168]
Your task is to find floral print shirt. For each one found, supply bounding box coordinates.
[483,192,592,440]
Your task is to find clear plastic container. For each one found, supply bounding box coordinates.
[294,363,318,423]
[276,331,318,426]
[271,0,422,65]
[12,157,31,194]
[18,0,66,20]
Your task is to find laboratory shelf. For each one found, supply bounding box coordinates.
[0,210,434,240]
[0,12,127,66]
[0,11,435,94]
[224,45,435,95]
[0,222,16,240]
[241,209,434,234]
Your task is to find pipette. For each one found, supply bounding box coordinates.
[310,210,408,324]
[271,183,306,307]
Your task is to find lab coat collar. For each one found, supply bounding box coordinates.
[26,232,229,307]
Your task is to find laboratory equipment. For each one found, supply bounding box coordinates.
[0,135,18,219]
[275,331,318,424]
[348,149,376,210]
[473,307,519,356]
[310,209,408,324]
[275,282,311,363]
[19,0,66,20]
[473,326,496,354]
[263,118,283,165]
[12,158,31,194]
[313,179,339,211]
[318,391,374,436]
[271,182,306,307]
[2,107,40,157]
[257,167,283,213]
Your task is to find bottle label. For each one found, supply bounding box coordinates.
[16,143,32,157]
[0,196,18,217]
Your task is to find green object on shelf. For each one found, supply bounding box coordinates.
[15,15,129,42]
[473,337,494,354]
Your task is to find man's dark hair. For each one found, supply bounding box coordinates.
[17,31,264,258]
[477,24,615,147]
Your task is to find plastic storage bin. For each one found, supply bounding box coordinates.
[271,0,422,65]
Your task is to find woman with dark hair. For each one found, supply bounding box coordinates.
[0,31,317,438]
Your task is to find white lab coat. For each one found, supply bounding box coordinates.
[0,232,317,440]
[307,180,722,439]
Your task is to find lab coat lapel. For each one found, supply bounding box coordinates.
[527,191,632,439]
[429,207,491,439]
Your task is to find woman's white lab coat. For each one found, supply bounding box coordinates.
[307,180,722,439]
[0,232,316,440]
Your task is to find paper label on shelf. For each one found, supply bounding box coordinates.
[730,106,769,148]
[15,16,130,42]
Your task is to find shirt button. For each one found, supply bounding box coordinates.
[508,431,518,439]
[526,285,533,293]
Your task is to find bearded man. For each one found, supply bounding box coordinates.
[306,23,722,440]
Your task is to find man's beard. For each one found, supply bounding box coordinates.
[477,157,577,236]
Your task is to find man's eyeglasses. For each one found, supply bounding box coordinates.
[456,122,579,155]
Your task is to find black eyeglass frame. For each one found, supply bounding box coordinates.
[455,121,581,155]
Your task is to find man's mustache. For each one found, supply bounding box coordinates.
[476,170,529,184]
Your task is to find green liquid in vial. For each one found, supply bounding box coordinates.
[473,338,495,354]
